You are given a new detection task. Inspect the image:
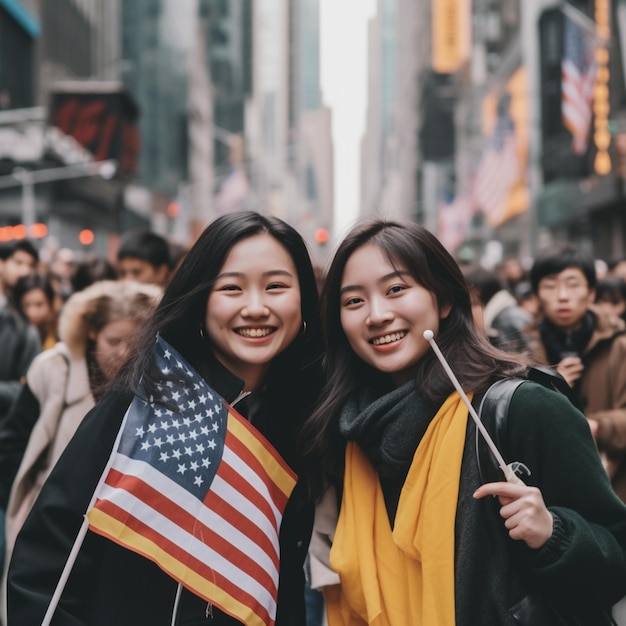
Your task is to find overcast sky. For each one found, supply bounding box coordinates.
[319,0,377,243]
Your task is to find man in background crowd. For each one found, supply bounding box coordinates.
[116,230,172,286]
[527,244,626,503]
[0,242,40,422]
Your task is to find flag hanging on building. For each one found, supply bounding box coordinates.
[438,191,474,253]
[561,11,598,156]
[472,95,520,226]
[86,335,297,626]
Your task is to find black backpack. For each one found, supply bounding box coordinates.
[476,366,579,484]
[475,366,619,626]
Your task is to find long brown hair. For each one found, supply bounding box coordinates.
[301,218,529,498]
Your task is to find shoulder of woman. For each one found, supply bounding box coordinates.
[26,345,70,388]
[506,380,592,444]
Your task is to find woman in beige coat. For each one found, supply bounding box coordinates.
[1,280,161,587]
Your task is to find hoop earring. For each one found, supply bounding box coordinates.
[199,325,206,339]
[300,320,307,335]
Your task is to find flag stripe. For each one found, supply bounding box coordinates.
[561,13,597,155]
[89,498,276,603]
[99,466,280,577]
[88,508,271,626]
[100,458,280,570]
[217,456,281,531]
[224,420,292,511]
[226,409,296,496]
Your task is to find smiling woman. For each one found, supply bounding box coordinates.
[7,212,323,626]
[303,217,626,626]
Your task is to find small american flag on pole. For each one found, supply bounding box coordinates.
[472,101,520,226]
[86,335,296,626]
[561,10,598,156]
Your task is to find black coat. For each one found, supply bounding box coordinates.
[7,360,313,625]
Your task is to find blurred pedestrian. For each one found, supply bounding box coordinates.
[116,229,172,286]
[0,279,161,617]
[7,211,323,625]
[302,219,626,625]
[12,274,58,350]
[463,264,531,353]
[0,241,38,307]
[70,254,118,295]
[595,276,626,323]
[527,244,626,502]
[0,242,41,422]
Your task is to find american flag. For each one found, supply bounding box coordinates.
[86,336,297,626]
[561,11,598,156]
[472,105,520,225]
[438,191,474,253]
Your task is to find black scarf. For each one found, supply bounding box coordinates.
[539,311,595,365]
[338,379,439,478]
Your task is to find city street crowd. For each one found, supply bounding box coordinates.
[0,213,624,625]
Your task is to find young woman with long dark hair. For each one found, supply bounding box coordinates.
[303,218,626,626]
[7,211,322,625]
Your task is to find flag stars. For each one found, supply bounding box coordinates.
[184,446,194,456]
[212,423,219,433]
[188,399,197,410]
[135,426,145,438]
[201,426,210,436]
[153,437,164,448]
[201,458,211,468]
[172,449,182,460]
[177,463,187,475]
[171,391,181,401]
[190,461,199,471]
[183,417,191,427]
[148,423,157,434]
[141,441,151,451]
[166,434,176,445]
[196,443,205,454]
[163,349,171,359]
[194,476,204,487]
[159,451,169,462]
[188,429,198,441]
[208,439,216,450]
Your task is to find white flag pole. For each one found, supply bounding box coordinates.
[41,517,90,626]
[423,329,523,484]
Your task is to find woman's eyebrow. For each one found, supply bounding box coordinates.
[339,270,410,294]
[215,269,294,280]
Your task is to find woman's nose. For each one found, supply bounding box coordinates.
[365,302,394,326]
[242,293,269,317]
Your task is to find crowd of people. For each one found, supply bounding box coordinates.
[0,213,624,625]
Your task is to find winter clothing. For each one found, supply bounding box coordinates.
[0,306,40,420]
[526,308,626,502]
[311,382,626,625]
[7,352,313,625]
[483,289,532,353]
[327,393,468,625]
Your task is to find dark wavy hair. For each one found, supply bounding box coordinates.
[116,212,322,462]
[301,218,528,497]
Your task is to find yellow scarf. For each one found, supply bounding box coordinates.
[326,391,470,626]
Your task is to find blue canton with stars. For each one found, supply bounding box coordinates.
[117,336,228,500]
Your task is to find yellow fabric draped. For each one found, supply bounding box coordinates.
[325,391,470,626]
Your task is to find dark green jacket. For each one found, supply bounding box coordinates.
[455,382,626,625]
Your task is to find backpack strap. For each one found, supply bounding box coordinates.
[476,377,528,484]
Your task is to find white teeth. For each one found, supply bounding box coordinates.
[238,328,272,338]
[372,331,407,346]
